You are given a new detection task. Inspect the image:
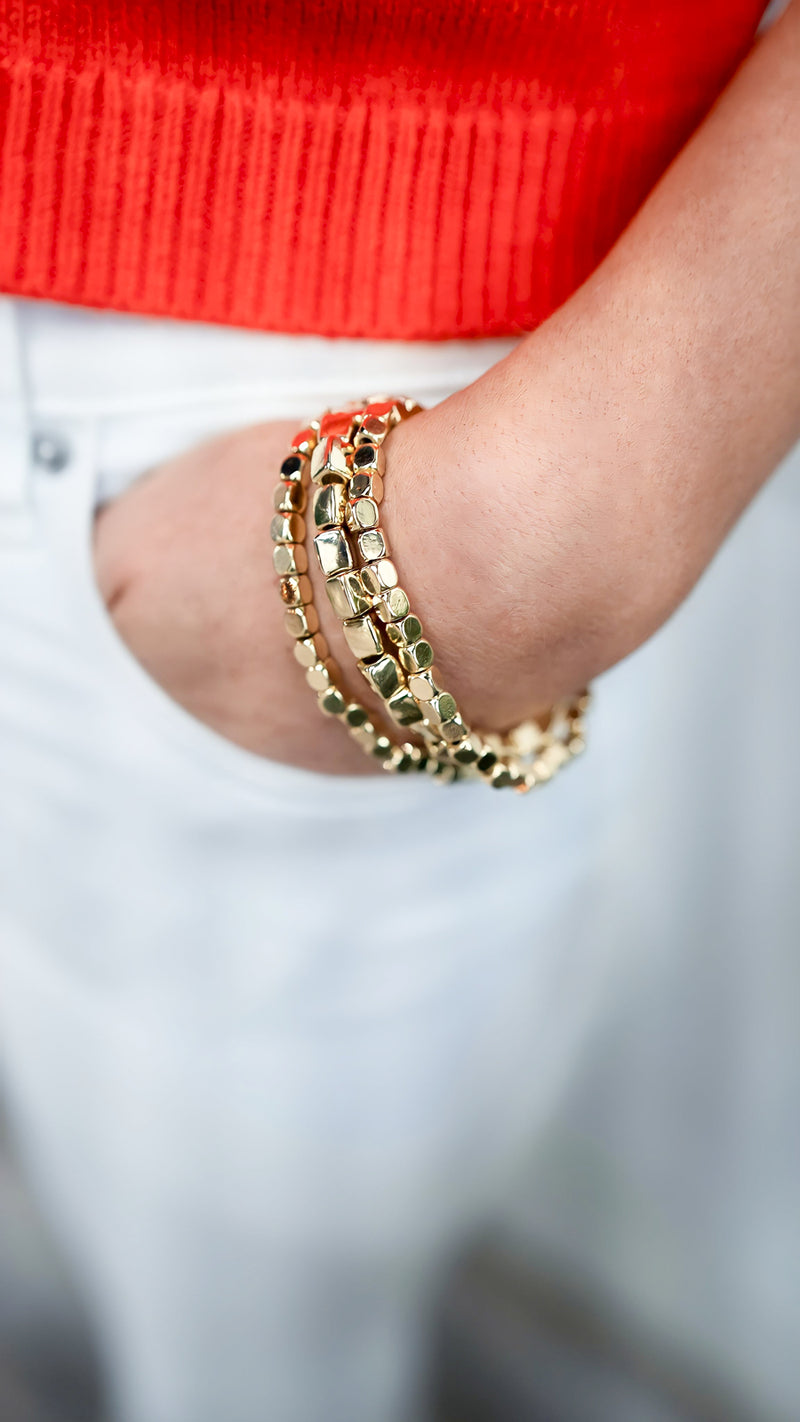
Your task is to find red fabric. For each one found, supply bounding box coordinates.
[0,2,767,340]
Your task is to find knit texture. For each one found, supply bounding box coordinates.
[0,1,767,339]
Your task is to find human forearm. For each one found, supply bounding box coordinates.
[380,0,800,727]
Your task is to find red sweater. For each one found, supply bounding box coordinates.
[0,2,767,340]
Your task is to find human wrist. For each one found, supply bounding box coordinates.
[377,380,579,729]
[379,329,696,726]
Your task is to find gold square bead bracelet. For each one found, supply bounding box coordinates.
[271,398,590,790]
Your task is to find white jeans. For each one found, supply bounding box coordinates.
[0,299,633,1422]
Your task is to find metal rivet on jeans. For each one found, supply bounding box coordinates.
[32,432,71,473]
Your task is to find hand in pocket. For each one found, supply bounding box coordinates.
[92,421,381,775]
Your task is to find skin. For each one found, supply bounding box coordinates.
[94,1,800,777]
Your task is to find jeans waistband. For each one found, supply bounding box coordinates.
[2,297,519,419]
[0,294,520,518]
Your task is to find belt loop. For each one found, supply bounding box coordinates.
[0,297,35,545]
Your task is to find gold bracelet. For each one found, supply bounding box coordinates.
[270,414,458,779]
[273,398,590,790]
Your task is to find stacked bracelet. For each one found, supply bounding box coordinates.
[272,405,456,779]
[271,397,590,791]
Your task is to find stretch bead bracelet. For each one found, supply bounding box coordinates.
[272,397,590,791]
[271,410,457,779]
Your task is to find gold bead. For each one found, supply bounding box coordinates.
[439,714,467,744]
[342,614,383,660]
[386,615,422,647]
[287,435,316,461]
[293,633,329,668]
[376,587,411,621]
[541,742,571,773]
[427,691,458,724]
[347,498,380,531]
[279,574,313,607]
[509,720,546,757]
[398,639,434,672]
[426,737,455,762]
[384,745,410,773]
[407,670,438,701]
[435,763,459,784]
[314,528,353,576]
[404,745,427,771]
[270,512,305,545]
[349,471,384,503]
[310,435,349,486]
[284,605,319,638]
[280,452,308,481]
[351,441,386,476]
[318,687,347,717]
[355,414,391,443]
[361,559,398,596]
[305,659,336,692]
[357,529,386,562]
[273,481,306,514]
[453,739,481,765]
[371,736,394,761]
[397,752,419,774]
[312,484,346,529]
[386,687,424,726]
[358,653,404,700]
[489,765,516,789]
[326,571,372,618]
[273,543,308,576]
[344,703,370,729]
[568,735,586,756]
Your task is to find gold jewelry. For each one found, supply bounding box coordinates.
[272,399,590,790]
[271,416,457,779]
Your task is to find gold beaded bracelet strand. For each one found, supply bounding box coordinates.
[270,418,458,780]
